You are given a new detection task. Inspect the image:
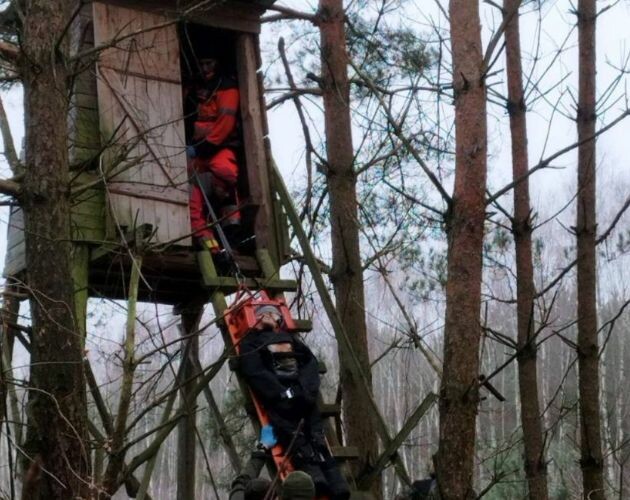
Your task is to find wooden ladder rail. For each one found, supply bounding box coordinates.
[196,247,362,494]
[254,249,360,470]
[271,160,414,489]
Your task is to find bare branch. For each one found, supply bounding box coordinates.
[0,177,20,197]
[487,108,630,205]
[350,60,452,205]
[262,5,318,24]
[0,41,18,63]
[265,88,322,109]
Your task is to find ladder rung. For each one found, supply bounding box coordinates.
[347,492,377,499]
[330,446,359,460]
[202,276,297,293]
[318,403,341,418]
[292,319,312,332]
[317,360,327,374]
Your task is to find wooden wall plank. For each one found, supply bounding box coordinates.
[93,0,264,33]
[3,178,106,277]
[94,2,181,81]
[69,4,101,167]
[93,1,190,245]
[236,33,277,264]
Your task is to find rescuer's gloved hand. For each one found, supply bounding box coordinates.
[260,425,277,448]
[186,144,197,158]
[194,139,218,158]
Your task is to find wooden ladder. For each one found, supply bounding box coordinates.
[195,246,361,491]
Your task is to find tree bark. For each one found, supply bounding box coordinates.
[503,1,549,498]
[576,1,605,498]
[19,0,90,497]
[318,0,380,492]
[435,1,487,499]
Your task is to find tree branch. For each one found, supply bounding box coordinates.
[487,108,630,205]
[0,177,20,198]
[261,5,318,24]
[0,41,19,64]
[350,60,452,205]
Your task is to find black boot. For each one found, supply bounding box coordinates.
[298,462,329,496]
[212,249,234,275]
[322,462,351,500]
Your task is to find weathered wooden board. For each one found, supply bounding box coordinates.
[94,0,265,33]
[236,32,278,264]
[69,5,101,167]
[93,1,190,245]
[4,206,25,277]
[4,178,106,277]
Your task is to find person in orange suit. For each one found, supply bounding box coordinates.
[186,55,241,256]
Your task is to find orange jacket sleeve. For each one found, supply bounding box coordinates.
[206,88,239,146]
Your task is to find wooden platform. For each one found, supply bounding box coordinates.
[89,247,261,304]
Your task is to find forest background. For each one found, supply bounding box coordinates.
[1,0,630,498]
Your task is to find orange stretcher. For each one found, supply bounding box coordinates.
[225,290,331,499]
[225,290,298,479]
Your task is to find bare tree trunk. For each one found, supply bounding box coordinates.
[576,1,605,498]
[101,255,142,496]
[503,1,549,498]
[18,0,90,497]
[318,0,380,492]
[435,1,487,498]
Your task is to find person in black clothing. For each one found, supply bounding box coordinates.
[239,305,350,500]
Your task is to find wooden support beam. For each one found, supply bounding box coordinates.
[292,319,313,333]
[272,162,413,487]
[136,341,224,500]
[190,352,242,474]
[330,446,359,460]
[358,393,438,489]
[177,301,203,500]
[318,403,341,418]
[71,245,90,346]
[201,276,298,294]
[237,33,279,267]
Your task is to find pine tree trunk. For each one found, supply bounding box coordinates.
[576,0,605,498]
[503,1,549,498]
[318,0,380,492]
[435,1,487,498]
[19,0,90,497]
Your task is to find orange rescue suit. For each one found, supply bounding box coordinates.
[188,78,241,250]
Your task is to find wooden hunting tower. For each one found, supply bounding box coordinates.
[5,0,292,305]
[2,3,400,494]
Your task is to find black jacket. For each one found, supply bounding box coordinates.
[239,329,320,405]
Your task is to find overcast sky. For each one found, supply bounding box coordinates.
[266,0,630,221]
